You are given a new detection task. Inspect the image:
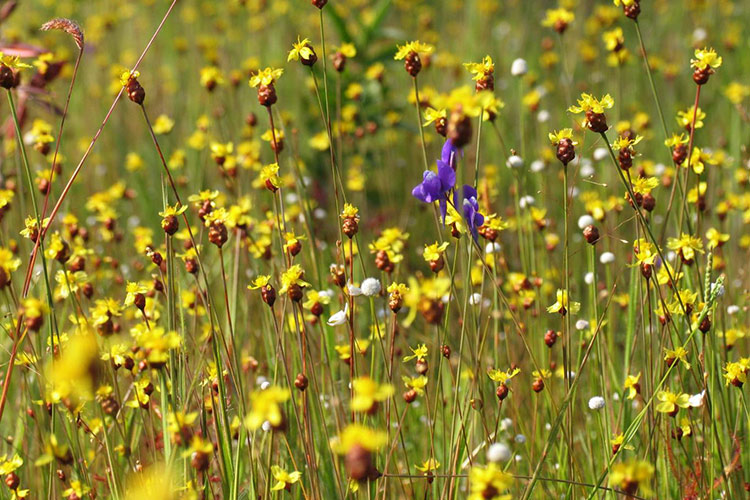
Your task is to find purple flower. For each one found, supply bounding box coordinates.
[454,184,484,241]
[412,139,457,222]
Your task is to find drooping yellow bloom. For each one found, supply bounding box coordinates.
[288,37,315,62]
[464,56,494,80]
[350,377,394,412]
[279,264,310,294]
[541,8,575,30]
[624,372,641,400]
[245,386,290,430]
[330,424,387,454]
[609,459,654,497]
[270,466,302,491]
[547,289,581,315]
[468,463,513,500]
[487,367,520,384]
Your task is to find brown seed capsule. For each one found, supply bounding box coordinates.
[208,222,228,248]
[672,144,687,165]
[585,110,608,133]
[441,344,451,358]
[5,471,19,490]
[544,329,557,347]
[333,52,346,72]
[642,193,655,212]
[161,214,179,235]
[300,46,318,67]
[101,395,120,415]
[403,389,417,404]
[311,301,323,316]
[342,217,359,238]
[699,316,711,333]
[532,377,545,393]
[0,64,15,89]
[582,224,599,245]
[640,262,652,280]
[692,66,712,85]
[311,0,327,8]
[435,116,447,137]
[388,293,403,313]
[134,292,146,311]
[126,78,145,105]
[447,107,472,148]
[404,51,422,77]
[475,73,494,92]
[294,373,308,391]
[287,283,303,302]
[345,444,373,481]
[622,1,640,19]
[415,359,428,375]
[261,284,276,307]
[258,82,277,107]
[496,384,509,401]
[556,138,576,166]
[618,148,633,170]
[428,257,444,273]
[375,249,394,273]
[191,450,210,472]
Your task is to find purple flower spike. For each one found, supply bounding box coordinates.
[412,139,459,223]
[454,184,484,241]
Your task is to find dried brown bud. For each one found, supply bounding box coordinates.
[582,224,599,245]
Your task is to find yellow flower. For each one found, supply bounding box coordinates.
[541,8,575,30]
[469,463,513,500]
[248,275,272,290]
[0,51,32,70]
[402,375,428,395]
[340,203,359,220]
[423,241,449,262]
[287,37,315,62]
[350,377,394,412]
[270,465,302,491]
[245,386,290,430]
[464,56,494,80]
[690,47,722,71]
[249,67,283,87]
[664,133,688,148]
[663,345,691,370]
[547,289,580,315]
[415,458,440,474]
[676,106,705,130]
[624,372,641,399]
[403,344,428,362]
[548,128,577,145]
[330,424,387,454]
[152,114,174,135]
[569,93,614,115]
[602,27,624,52]
[394,41,434,60]
[704,227,728,250]
[119,69,140,87]
[609,459,654,497]
[611,134,643,152]
[487,367,520,384]
[279,264,310,294]
[630,176,659,196]
[0,454,23,474]
[724,81,750,105]
[124,281,149,307]
[199,66,224,89]
[260,163,282,189]
[655,389,690,414]
[667,233,704,263]
[423,107,446,126]
[688,146,717,175]
[336,43,357,58]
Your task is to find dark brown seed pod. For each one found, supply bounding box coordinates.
[556,138,576,166]
[583,224,599,245]
[496,383,509,401]
[261,284,276,307]
[294,373,308,391]
[404,51,422,77]
[585,110,608,133]
[257,83,277,107]
[532,377,545,393]
[544,329,558,347]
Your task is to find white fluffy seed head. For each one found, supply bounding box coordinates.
[507,155,524,169]
[577,215,595,230]
[487,443,512,463]
[361,277,382,297]
[600,252,615,264]
[511,58,528,76]
[588,396,605,410]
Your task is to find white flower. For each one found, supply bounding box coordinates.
[500,418,513,431]
[486,443,511,463]
[593,147,608,161]
[485,242,502,254]
[727,305,740,315]
[688,391,705,408]
[584,272,594,285]
[588,396,605,410]
[260,380,271,390]
[347,282,362,296]
[530,160,546,173]
[537,110,550,123]
[261,421,272,432]
[577,215,595,230]
[469,293,483,306]
[575,319,589,331]
[361,277,381,297]
[510,58,528,76]
[514,434,526,444]
[519,195,535,208]
[327,304,349,326]
[506,154,524,169]
[600,252,615,264]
